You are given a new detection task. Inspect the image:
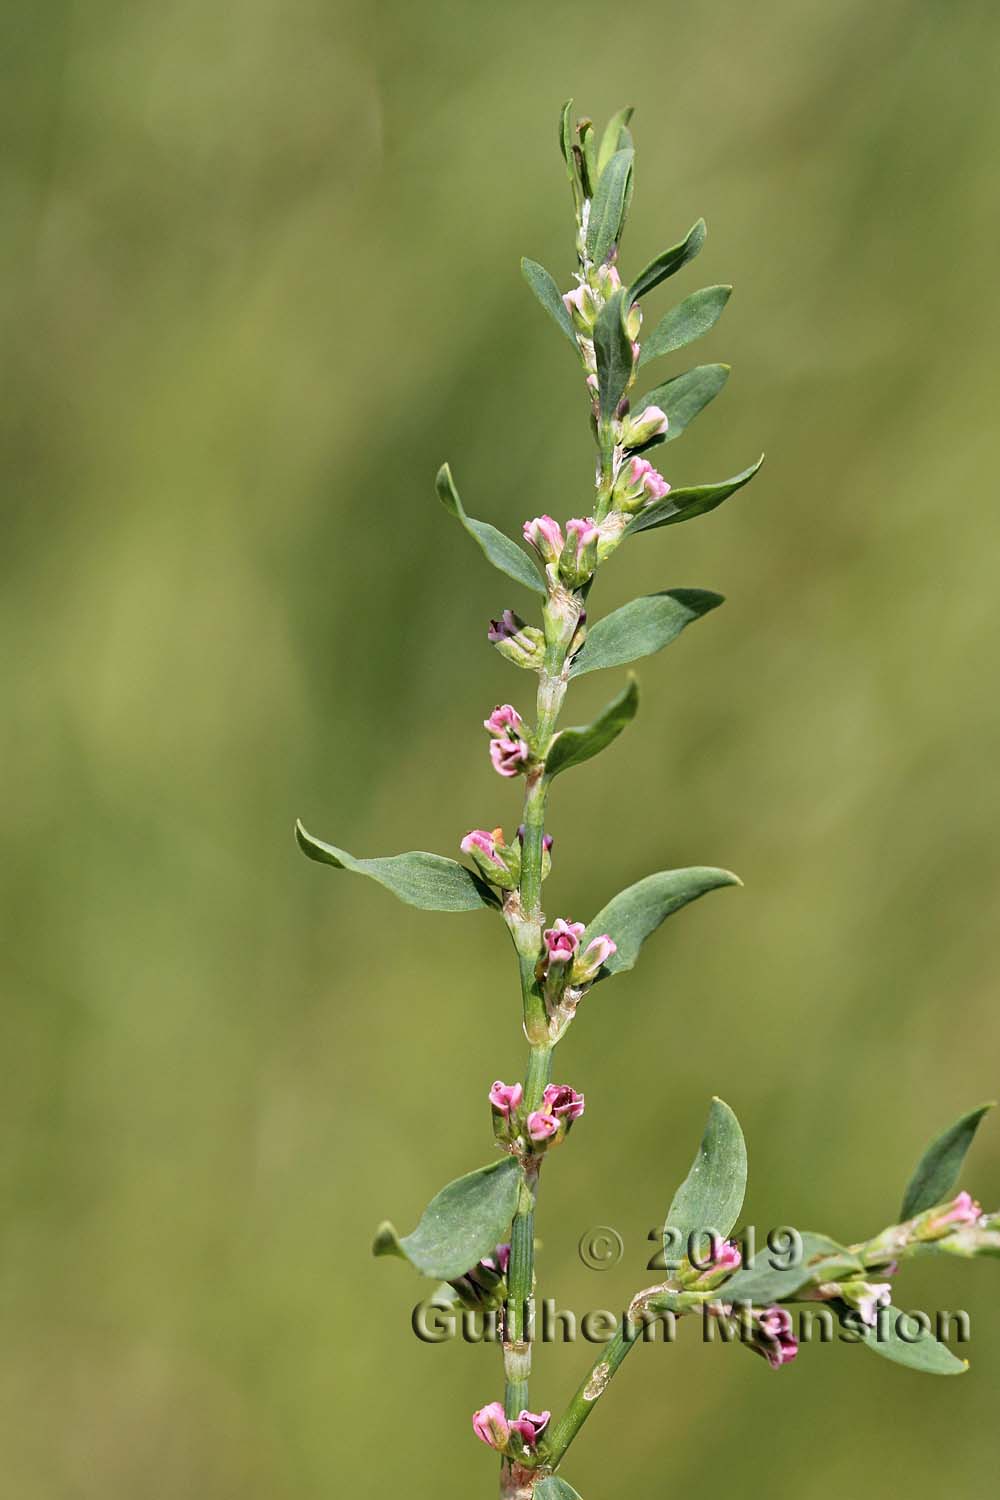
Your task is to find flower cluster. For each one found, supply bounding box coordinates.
[490,1078,585,1153]
[541,917,617,1003]
[472,1402,550,1457]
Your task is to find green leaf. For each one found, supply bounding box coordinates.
[583,867,741,978]
[295,821,500,912]
[858,1304,968,1375]
[536,1480,584,1500]
[545,676,638,780]
[558,99,574,170]
[521,258,577,347]
[586,147,634,266]
[666,1098,748,1246]
[593,288,633,421]
[624,457,764,535]
[900,1102,995,1220]
[628,219,707,304]
[722,1234,863,1306]
[569,589,723,678]
[634,364,729,447]
[639,285,732,368]
[435,463,545,595]
[596,105,634,179]
[374,1158,523,1281]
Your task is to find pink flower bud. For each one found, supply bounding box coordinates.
[527,1110,559,1143]
[855,1282,892,1327]
[489,1080,523,1116]
[472,1401,510,1449]
[563,283,597,333]
[523,515,565,565]
[487,612,546,669]
[754,1306,798,1369]
[510,1409,550,1449]
[613,455,671,514]
[494,1242,511,1275]
[461,829,497,858]
[543,918,586,969]
[489,736,530,778]
[542,1084,585,1120]
[571,933,617,984]
[484,704,523,737]
[565,517,600,559]
[621,404,669,448]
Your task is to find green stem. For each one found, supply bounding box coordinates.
[543,1323,640,1467]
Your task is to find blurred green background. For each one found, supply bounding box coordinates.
[3,0,1000,1494]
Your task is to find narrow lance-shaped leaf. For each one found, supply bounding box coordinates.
[569,589,723,678]
[628,218,707,304]
[521,258,577,347]
[594,288,633,421]
[666,1098,748,1246]
[596,105,634,179]
[625,457,765,535]
[435,463,545,595]
[373,1158,523,1281]
[721,1233,863,1306]
[900,1102,995,1220]
[639,285,732,368]
[295,821,500,912]
[633,364,729,448]
[584,867,740,978]
[545,676,638,780]
[586,147,634,266]
[858,1305,968,1376]
[535,1479,584,1500]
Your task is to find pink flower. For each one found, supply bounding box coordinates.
[472,1401,510,1449]
[484,704,523,737]
[571,933,617,983]
[710,1238,743,1274]
[855,1282,892,1327]
[543,918,586,969]
[510,1409,550,1449]
[523,515,565,565]
[489,1080,523,1116]
[487,610,522,643]
[527,1111,559,1143]
[562,284,596,332]
[490,737,529,778]
[622,404,669,448]
[492,1243,511,1276]
[461,829,497,858]
[941,1191,982,1227]
[542,1084,585,1120]
[755,1306,798,1369]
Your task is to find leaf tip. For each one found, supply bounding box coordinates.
[373,1220,405,1261]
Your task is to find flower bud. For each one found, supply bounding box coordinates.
[489,1080,523,1118]
[460,828,519,889]
[570,933,617,985]
[621,404,669,448]
[562,282,599,334]
[484,704,523,736]
[612,455,671,514]
[448,1244,510,1310]
[682,1236,743,1291]
[527,1110,559,1144]
[523,515,565,566]
[558,518,599,588]
[625,300,641,342]
[487,610,545,670]
[509,1409,550,1452]
[750,1306,798,1369]
[592,264,622,299]
[472,1402,510,1450]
